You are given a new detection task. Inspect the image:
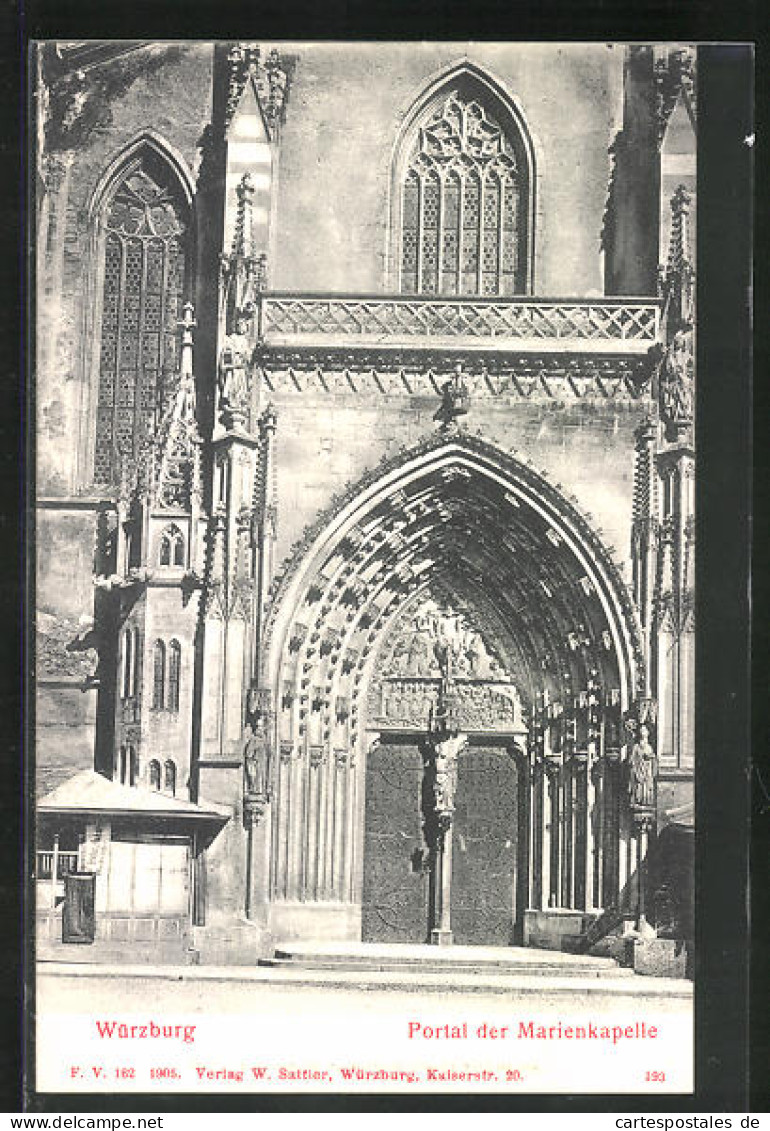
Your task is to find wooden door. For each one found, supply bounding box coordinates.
[361,741,428,943]
[451,746,519,945]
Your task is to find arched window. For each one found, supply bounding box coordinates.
[128,746,138,787]
[163,760,177,796]
[148,759,161,791]
[131,626,140,696]
[93,147,190,486]
[152,640,166,709]
[121,631,133,699]
[118,745,127,784]
[397,77,531,296]
[167,640,181,712]
[159,524,185,568]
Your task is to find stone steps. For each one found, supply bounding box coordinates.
[262,941,633,979]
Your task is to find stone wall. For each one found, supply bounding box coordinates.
[272,42,624,297]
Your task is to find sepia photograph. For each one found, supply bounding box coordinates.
[31,39,702,1096]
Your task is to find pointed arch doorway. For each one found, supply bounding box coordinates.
[262,434,642,948]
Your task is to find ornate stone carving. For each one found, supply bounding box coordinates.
[218,316,253,430]
[261,432,646,698]
[383,595,507,681]
[37,611,101,683]
[421,732,467,848]
[153,303,202,511]
[654,46,696,146]
[225,42,289,136]
[434,364,470,432]
[243,714,270,794]
[289,622,308,652]
[624,697,658,810]
[372,678,522,734]
[656,325,693,442]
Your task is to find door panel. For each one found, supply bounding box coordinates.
[362,742,428,943]
[451,747,519,945]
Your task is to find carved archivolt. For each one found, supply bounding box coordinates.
[262,434,645,776]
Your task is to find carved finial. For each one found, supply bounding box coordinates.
[654,45,697,147]
[232,172,256,259]
[225,42,289,136]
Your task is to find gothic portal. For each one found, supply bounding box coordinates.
[35,42,696,965]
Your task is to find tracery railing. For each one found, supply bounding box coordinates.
[258,294,660,352]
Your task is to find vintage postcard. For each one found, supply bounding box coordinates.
[32,40,702,1097]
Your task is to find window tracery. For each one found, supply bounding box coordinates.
[152,640,166,710]
[159,524,185,567]
[400,89,527,296]
[94,153,189,486]
[167,640,181,712]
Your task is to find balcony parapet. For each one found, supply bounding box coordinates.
[257,293,661,356]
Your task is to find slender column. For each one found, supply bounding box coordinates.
[539,766,551,909]
[547,764,561,907]
[424,727,465,946]
[331,752,346,896]
[288,738,306,900]
[636,816,651,925]
[531,762,544,908]
[593,756,605,910]
[429,827,454,946]
[584,747,597,910]
[627,825,638,913]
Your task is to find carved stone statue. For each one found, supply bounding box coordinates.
[243,715,270,799]
[627,724,657,808]
[434,364,470,432]
[218,316,253,427]
[432,736,461,816]
[658,325,694,439]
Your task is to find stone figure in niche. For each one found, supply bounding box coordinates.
[434,364,470,432]
[658,324,694,437]
[243,714,270,798]
[218,316,253,426]
[627,724,657,808]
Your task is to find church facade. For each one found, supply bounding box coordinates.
[34,42,695,966]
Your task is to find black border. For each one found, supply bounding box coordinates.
[12,6,757,1115]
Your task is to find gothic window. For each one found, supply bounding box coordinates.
[121,631,133,699]
[152,640,166,710]
[159,524,185,567]
[148,759,161,791]
[131,627,140,696]
[399,88,528,296]
[128,746,138,787]
[93,151,189,486]
[167,640,181,712]
[118,745,127,784]
[163,760,177,796]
